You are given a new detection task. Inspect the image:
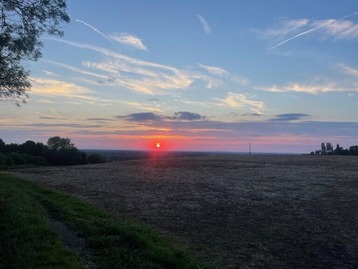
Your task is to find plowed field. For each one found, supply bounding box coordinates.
[12,155,358,268]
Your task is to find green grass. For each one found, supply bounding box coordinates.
[0,173,209,269]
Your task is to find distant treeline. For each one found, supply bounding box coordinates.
[0,136,106,169]
[310,142,358,155]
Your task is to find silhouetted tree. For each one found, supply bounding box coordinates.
[46,136,86,165]
[0,138,5,152]
[4,143,18,153]
[326,142,333,154]
[349,145,358,155]
[0,0,70,104]
[334,144,343,154]
[47,136,74,150]
[18,140,37,155]
[321,143,326,154]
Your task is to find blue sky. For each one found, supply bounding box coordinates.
[1,0,357,153]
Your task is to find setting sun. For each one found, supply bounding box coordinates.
[156,142,161,148]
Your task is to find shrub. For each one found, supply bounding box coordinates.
[34,156,47,166]
[9,153,26,165]
[21,154,34,164]
[0,153,7,169]
[87,153,107,164]
[46,148,85,166]
[5,156,14,167]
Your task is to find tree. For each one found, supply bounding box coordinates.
[0,0,70,104]
[349,145,358,155]
[18,140,36,155]
[0,138,5,152]
[321,143,326,154]
[334,144,343,154]
[47,136,74,150]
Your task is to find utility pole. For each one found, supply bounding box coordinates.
[249,142,251,155]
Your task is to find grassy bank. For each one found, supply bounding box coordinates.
[0,173,208,269]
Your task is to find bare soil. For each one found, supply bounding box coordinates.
[12,155,358,268]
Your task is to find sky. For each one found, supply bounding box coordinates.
[1,0,358,153]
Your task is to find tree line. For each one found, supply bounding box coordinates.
[0,136,106,169]
[310,142,358,155]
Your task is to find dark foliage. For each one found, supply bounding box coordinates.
[311,142,358,156]
[87,153,107,164]
[9,152,26,165]
[0,0,70,104]
[0,136,88,168]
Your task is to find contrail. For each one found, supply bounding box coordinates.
[270,11,358,50]
[75,19,112,41]
[51,109,63,119]
[196,14,212,35]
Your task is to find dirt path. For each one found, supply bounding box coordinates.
[12,155,358,268]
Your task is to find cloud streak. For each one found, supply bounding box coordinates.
[76,19,147,50]
[196,14,212,35]
[109,33,147,50]
[267,11,358,50]
[215,92,264,114]
[257,82,358,94]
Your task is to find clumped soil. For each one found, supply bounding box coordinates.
[12,155,358,268]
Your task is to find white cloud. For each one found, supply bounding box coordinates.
[44,60,108,79]
[31,78,93,96]
[319,19,358,39]
[76,19,147,51]
[339,64,358,77]
[47,39,194,94]
[196,14,212,35]
[257,82,358,94]
[264,19,309,37]
[109,33,147,50]
[197,63,249,89]
[214,92,264,114]
[265,12,358,50]
[198,63,227,76]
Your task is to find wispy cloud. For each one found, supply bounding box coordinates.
[31,78,93,96]
[257,82,358,94]
[339,64,358,77]
[263,19,309,37]
[44,60,108,79]
[76,19,147,50]
[196,14,212,35]
[214,92,264,114]
[109,33,147,50]
[198,63,227,76]
[265,12,358,50]
[47,39,193,94]
[197,63,249,89]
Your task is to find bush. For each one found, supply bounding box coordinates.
[0,153,7,169]
[34,156,47,166]
[46,148,85,166]
[5,156,14,167]
[20,154,34,164]
[87,153,107,164]
[9,153,26,165]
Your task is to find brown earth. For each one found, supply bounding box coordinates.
[11,155,358,268]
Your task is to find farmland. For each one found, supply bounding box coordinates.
[12,154,358,268]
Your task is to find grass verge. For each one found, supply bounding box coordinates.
[0,173,210,269]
